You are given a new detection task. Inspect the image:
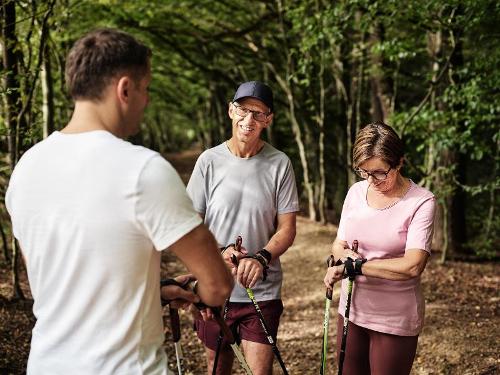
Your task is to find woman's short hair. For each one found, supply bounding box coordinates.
[353,122,404,169]
[65,28,152,101]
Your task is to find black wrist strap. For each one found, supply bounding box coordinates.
[355,258,367,275]
[257,249,272,264]
[344,258,367,279]
[344,258,356,279]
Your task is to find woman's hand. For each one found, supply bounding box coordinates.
[341,243,362,262]
[333,239,362,264]
[323,264,346,289]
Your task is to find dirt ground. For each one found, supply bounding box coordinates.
[0,149,498,374]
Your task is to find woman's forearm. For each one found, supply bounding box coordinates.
[361,249,429,281]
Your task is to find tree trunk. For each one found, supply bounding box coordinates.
[284,90,316,221]
[484,136,499,239]
[448,20,467,254]
[1,0,25,299]
[0,215,10,263]
[42,38,55,138]
[270,67,315,220]
[346,14,365,187]
[369,22,393,122]
[11,237,24,299]
[270,0,316,220]
[1,0,22,170]
[426,29,446,252]
[316,42,326,224]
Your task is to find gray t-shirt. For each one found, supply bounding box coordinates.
[187,142,299,302]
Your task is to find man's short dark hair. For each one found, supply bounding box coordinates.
[65,28,152,101]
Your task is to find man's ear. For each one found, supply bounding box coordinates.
[263,113,274,128]
[228,102,234,120]
[116,76,131,104]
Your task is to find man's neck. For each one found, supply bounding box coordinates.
[226,138,264,158]
[62,100,125,138]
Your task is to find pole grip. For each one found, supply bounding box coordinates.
[169,307,181,343]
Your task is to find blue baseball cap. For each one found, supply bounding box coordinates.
[232,81,274,112]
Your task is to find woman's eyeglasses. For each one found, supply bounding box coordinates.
[354,167,392,181]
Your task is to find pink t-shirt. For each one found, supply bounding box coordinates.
[337,179,435,336]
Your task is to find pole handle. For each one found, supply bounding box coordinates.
[235,235,242,252]
[169,307,182,343]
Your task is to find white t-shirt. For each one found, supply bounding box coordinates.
[186,142,299,302]
[6,130,202,375]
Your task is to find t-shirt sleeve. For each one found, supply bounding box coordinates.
[136,155,202,251]
[277,158,300,214]
[336,183,359,241]
[186,155,207,215]
[336,192,351,241]
[405,195,436,253]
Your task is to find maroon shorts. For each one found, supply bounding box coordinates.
[195,300,284,351]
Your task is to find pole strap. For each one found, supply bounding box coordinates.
[343,258,367,279]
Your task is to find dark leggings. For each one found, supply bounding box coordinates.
[336,314,418,375]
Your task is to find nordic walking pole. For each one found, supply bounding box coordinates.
[209,305,253,375]
[211,301,229,375]
[189,274,253,374]
[169,307,184,375]
[161,278,192,375]
[245,287,289,375]
[320,255,335,375]
[338,240,358,375]
[233,237,289,375]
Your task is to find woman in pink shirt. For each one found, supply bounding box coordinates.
[324,122,436,375]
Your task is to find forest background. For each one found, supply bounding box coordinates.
[0,0,498,331]
[0,0,498,373]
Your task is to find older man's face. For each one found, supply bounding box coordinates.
[228,97,272,144]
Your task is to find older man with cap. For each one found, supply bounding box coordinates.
[187,81,299,374]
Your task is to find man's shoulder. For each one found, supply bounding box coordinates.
[196,143,227,162]
[91,133,163,166]
[262,143,291,162]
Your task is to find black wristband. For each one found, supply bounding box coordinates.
[257,249,272,265]
[343,258,366,279]
[344,258,356,279]
[355,258,367,275]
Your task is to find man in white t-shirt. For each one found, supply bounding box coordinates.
[5,28,233,375]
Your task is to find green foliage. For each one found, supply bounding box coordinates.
[1,0,498,258]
